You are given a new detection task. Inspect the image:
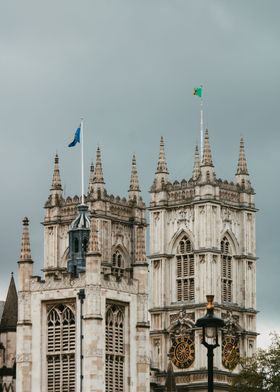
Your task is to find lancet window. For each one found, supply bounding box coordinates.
[176,236,195,302]
[47,303,75,392]
[112,250,125,277]
[105,304,125,392]
[221,237,232,303]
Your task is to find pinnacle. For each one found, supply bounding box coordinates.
[129,154,140,192]
[236,137,249,175]
[0,273,18,330]
[19,217,33,263]
[192,144,201,180]
[88,161,95,192]
[50,154,62,191]
[156,136,169,174]
[202,129,214,166]
[93,146,105,184]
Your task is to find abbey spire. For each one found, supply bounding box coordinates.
[94,146,105,184]
[192,144,201,181]
[235,137,251,188]
[19,217,33,263]
[200,129,216,182]
[18,217,33,292]
[49,154,62,205]
[154,136,169,189]
[89,146,106,198]
[202,128,213,166]
[128,154,141,201]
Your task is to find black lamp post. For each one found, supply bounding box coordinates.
[195,295,225,392]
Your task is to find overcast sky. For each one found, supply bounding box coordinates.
[0,0,279,348]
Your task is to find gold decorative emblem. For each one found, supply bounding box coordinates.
[169,335,195,369]
[222,335,240,370]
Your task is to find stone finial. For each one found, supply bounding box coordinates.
[88,217,99,253]
[192,144,201,181]
[19,217,33,263]
[128,155,141,201]
[50,154,62,191]
[236,137,249,175]
[156,136,169,174]
[93,146,105,184]
[202,129,214,166]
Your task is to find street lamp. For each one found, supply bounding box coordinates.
[195,295,225,392]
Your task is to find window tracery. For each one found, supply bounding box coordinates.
[221,237,232,303]
[105,304,125,392]
[112,250,125,278]
[176,236,194,302]
[47,303,75,392]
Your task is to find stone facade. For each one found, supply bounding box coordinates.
[14,131,257,392]
[149,132,257,391]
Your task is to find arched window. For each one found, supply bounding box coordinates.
[176,236,195,302]
[47,304,75,392]
[74,238,79,253]
[112,250,125,278]
[221,237,232,303]
[105,304,125,392]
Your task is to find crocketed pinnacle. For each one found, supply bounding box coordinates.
[129,155,140,191]
[88,217,99,253]
[19,217,33,263]
[93,146,105,184]
[236,137,249,175]
[50,154,62,191]
[202,129,213,166]
[156,136,169,174]
[192,144,201,180]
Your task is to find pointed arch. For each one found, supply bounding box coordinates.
[169,228,194,254]
[220,229,239,255]
[111,245,129,278]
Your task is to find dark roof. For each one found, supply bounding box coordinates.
[0,274,18,332]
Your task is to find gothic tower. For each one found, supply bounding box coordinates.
[16,150,150,392]
[149,133,257,391]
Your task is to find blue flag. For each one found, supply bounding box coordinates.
[68,126,81,147]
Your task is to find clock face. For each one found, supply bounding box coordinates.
[169,336,195,369]
[222,335,240,370]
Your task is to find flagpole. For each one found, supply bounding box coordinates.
[200,84,203,161]
[81,119,84,205]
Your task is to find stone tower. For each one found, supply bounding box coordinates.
[16,150,150,392]
[149,133,257,391]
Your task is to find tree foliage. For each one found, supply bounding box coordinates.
[231,333,280,391]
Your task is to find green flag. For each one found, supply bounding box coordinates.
[193,87,202,97]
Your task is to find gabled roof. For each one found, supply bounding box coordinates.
[0,274,18,332]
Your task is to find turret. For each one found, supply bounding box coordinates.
[91,146,105,198]
[67,204,90,275]
[18,217,33,291]
[49,154,62,205]
[153,136,169,189]
[235,137,251,189]
[200,129,216,182]
[192,144,201,181]
[128,154,141,202]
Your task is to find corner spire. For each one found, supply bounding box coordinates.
[153,136,169,190]
[236,137,249,175]
[128,154,141,201]
[50,154,62,192]
[192,144,201,181]
[94,146,105,184]
[235,137,251,189]
[19,217,33,263]
[202,129,213,166]
[156,136,169,174]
